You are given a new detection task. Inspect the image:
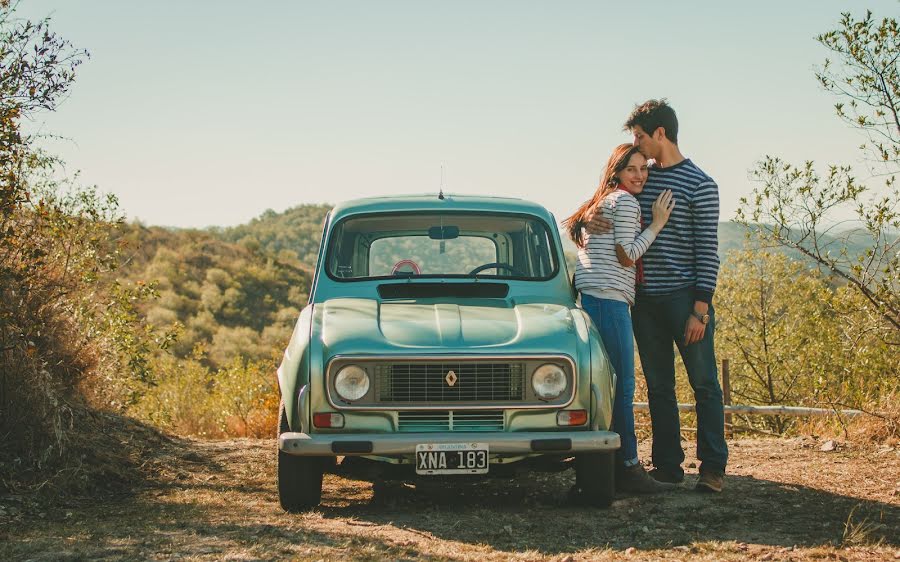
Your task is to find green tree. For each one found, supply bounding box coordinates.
[716,248,838,433]
[1,3,85,226]
[817,12,900,168]
[736,11,899,345]
[0,3,182,491]
[1,2,87,462]
[717,243,900,436]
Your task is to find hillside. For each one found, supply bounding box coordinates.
[216,204,331,267]
[210,204,884,276]
[115,223,312,367]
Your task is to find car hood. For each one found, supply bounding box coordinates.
[318,298,578,356]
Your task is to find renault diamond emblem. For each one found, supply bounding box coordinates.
[445,370,458,387]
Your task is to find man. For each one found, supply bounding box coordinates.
[590,99,728,492]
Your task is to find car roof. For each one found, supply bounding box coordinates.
[329,193,556,223]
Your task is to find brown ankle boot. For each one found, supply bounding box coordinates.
[617,464,678,494]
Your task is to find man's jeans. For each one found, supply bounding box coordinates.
[581,294,639,468]
[632,287,728,476]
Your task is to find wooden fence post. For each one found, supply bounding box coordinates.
[722,359,732,437]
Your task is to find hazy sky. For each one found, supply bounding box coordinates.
[18,1,899,228]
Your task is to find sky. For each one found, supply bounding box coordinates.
[16,1,900,229]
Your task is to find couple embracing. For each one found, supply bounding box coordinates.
[564,99,728,495]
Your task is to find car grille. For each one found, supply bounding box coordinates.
[375,362,525,403]
[398,410,504,432]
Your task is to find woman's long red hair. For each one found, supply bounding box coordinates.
[563,143,643,248]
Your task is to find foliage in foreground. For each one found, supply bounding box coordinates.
[129,349,278,438]
[715,246,899,437]
[0,5,106,490]
[0,3,184,495]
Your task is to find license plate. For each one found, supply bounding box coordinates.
[415,442,489,475]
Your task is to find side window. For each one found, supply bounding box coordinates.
[309,212,331,302]
[327,223,356,278]
[530,227,553,277]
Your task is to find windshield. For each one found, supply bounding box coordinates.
[326,212,558,281]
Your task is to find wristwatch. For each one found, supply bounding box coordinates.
[692,311,710,325]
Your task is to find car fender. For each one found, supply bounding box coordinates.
[277,304,314,432]
[572,308,615,431]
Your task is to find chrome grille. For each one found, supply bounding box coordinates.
[398,410,504,432]
[375,362,525,403]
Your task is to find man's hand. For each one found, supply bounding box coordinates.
[585,210,612,235]
[683,315,707,345]
[683,301,709,345]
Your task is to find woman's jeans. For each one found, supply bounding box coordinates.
[581,293,638,467]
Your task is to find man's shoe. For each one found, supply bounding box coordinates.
[695,470,725,493]
[617,464,677,494]
[648,467,685,484]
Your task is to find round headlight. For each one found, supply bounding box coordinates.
[334,365,370,401]
[531,364,567,400]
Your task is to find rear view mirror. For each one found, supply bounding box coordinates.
[428,225,459,240]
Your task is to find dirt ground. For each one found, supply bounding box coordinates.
[1,437,898,561]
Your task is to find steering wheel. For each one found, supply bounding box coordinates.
[467,262,526,277]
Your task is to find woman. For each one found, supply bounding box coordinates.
[564,143,675,494]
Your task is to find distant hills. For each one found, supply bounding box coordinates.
[118,203,883,366]
[207,203,879,268]
[134,202,884,283]
[560,220,880,265]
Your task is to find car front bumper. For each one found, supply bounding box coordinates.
[279,430,621,456]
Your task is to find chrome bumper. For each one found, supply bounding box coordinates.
[279,430,620,456]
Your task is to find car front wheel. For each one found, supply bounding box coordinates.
[277,402,323,512]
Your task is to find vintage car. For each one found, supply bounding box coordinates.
[276,193,619,510]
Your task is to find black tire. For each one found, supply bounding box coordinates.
[573,451,615,508]
[277,403,323,512]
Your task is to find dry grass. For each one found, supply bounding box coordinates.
[2,436,898,561]
[796,391,900,446]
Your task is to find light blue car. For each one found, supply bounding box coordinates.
[277,193,619,510]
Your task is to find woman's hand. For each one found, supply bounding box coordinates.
[649,190,675,233]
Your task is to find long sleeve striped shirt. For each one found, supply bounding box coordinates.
[635,159,720,303]
[574,190,657,305]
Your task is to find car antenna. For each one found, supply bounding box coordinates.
[438,163,445,200]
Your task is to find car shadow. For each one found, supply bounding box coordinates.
[1,496,466,562]
[318,470,899,553]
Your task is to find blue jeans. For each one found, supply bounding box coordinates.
[632,287,728,476]
[581,294,638,467]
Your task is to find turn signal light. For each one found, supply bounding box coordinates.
[557,409,587,426]
[313,412,345,428]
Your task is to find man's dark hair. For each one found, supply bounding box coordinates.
[624,99,678,144]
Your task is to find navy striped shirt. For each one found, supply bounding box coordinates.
[635,159,719,303]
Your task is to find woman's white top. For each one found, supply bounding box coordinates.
[574,190,656,305]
